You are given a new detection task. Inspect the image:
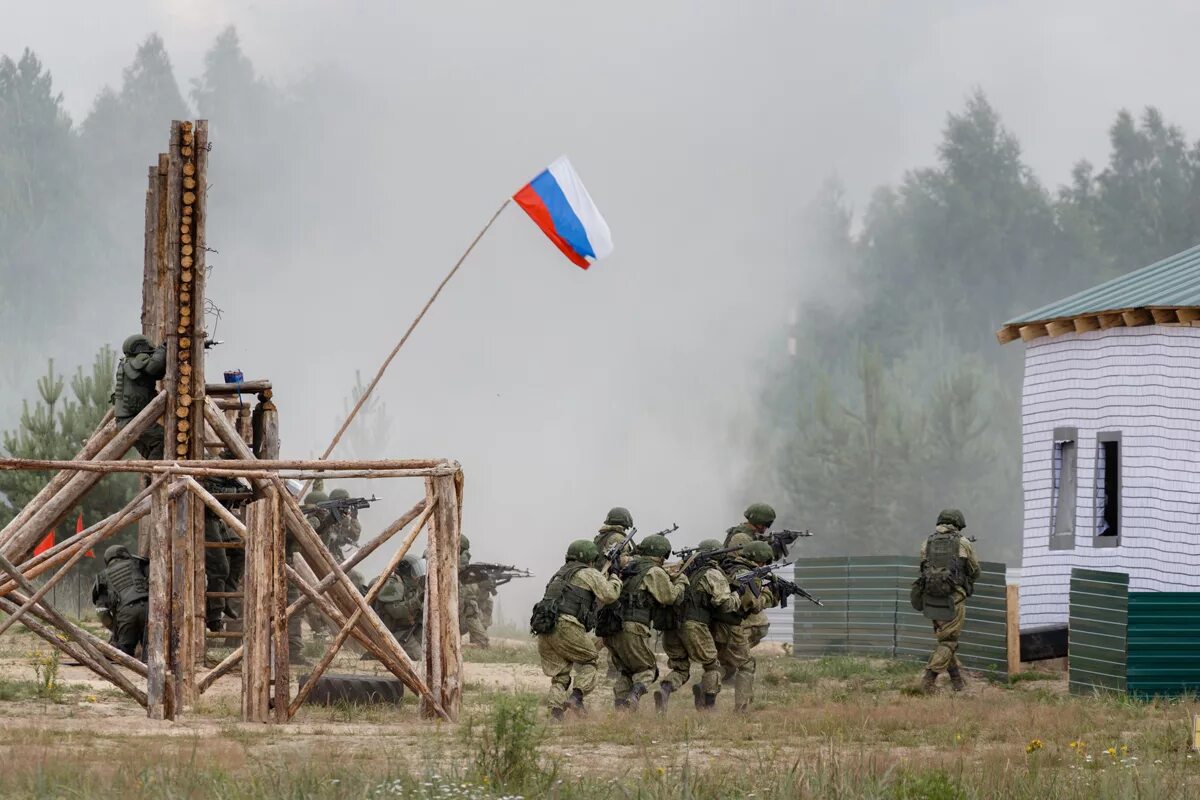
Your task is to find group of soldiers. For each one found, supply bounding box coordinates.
[531,503,809,718]
[532,503,983,717]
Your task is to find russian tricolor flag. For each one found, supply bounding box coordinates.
[513,156,613,270]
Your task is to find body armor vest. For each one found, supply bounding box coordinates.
[922,531,964,597]
[106,557,149,606]
[112,357,156,420]
[543,563,596,623]
[617,558,660,625]
[682,564,741,625]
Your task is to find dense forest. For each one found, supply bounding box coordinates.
[3,31,1200,565]
[753,93,1200,561]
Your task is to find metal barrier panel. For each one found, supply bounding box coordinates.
[958,561,1008,678]
[1068,568,1128,696]
[1128,592,1200,698]
[846,557,910,656]
[792,557,849,657]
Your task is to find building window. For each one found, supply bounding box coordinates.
[1095,432,1121,547]
[1049,428,1077,550]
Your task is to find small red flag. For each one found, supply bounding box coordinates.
[33,530,55,556]
[78,513,94,558]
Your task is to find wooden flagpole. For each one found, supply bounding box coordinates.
[315,198,512,469]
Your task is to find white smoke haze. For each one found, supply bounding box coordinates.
[7,1,1200,610]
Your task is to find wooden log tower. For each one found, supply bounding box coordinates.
[0,121,464,723]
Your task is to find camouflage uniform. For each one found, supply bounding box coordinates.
[602,537,688,709]
[99,545,150,656]
[534,541,622,716]
[917,509,980,691]
[659,550,739,709]
[715,547,776,711]
[458,545,490,647]
[372,563,425,662]
[111,335,167,460]
[723,504,778,648]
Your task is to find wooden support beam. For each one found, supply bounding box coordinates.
[271,488,289,722]
[1073,315,1100,333]
[1018,323,1047,342]
[1122,307,1153,327]
[10,594,149,678]
[1045,319,1076,338]
[0,552,147,707]
[994,325,1020,345]
[203,399,447,718]
[207,380,272,395]
[0,477,166,631]
[0,457,458,477]
[1006,584,1021,677]
[425,474,463,720]
[170,492,194,707]
[1,393,168,560]
[146,480,173,719]
[1150,308,1180,325]
[1176,308,1200,324]
[242,497,272,722]
[288,502,434,716]
[195,499,426,692]
[252,395,280,460]
[1098,312,1126,329]
[0,413,115,549]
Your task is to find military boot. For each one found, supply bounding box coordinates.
[628,683,648,711]
[948,667,966,692]
[704,693,717,710]
[566,688,586,715]
[550,706,565,721]
[692,684,704,711]
[653,682,674,713]
[921,669,938,694]
[614,694,630,711]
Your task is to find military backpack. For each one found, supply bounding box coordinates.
[529,562,596,635]
[921,530,965,599]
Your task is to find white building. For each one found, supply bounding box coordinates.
[998,245,1200,630]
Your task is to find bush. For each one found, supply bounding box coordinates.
[466,693,552,794]
[891,769,966,800]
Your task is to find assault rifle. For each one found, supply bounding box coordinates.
[460,562,533,587]
[302,495,380,523]
[768,575,824,607]
[654,523,680,537]
[601,527,637,573]
[670,544,740,576]
[732,561,792,599]
[765,528,812,557]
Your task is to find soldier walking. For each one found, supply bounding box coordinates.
[531,540,621,719]
[715,541,776,711]
[657,539,740,712]
[601,534,688,710]
[914,508,980,693]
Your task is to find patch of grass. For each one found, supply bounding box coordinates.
[890,769,966,800]
[462,692,555,794]
[462,644,539,665]
[0,678,41,702]
[1008,670,1060,684]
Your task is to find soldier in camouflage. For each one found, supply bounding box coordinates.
[457,536,491,648]
[657,538,741,712]
[723,502,777,550]
[916,508,980,693]
[98,545,151,657]
[602,534,688,710]
[715,540,777,711]
[324,488,363,562]
[111,334,167,460]
[594,507,635,564]
[371,555,426,662]
[532,539,622,719]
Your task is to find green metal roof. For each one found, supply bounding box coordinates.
[1006,243,1200,325]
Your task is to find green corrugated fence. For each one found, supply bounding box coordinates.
[792,556,1008,678]
[1068,568,1128,696]
[1069,569,1200,698]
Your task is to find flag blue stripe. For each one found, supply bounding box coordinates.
[530,170,595,260]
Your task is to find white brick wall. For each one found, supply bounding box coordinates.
[1020,325,1200,628]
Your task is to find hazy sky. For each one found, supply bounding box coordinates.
[4,1,1199,611]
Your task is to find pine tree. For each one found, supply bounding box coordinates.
[0,347,138,579]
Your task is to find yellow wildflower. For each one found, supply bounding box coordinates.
[1026,739,1044,754]
[1106,747,1118,758]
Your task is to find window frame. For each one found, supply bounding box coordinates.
[1049,427,1078,551]
[1094,431,1122,548]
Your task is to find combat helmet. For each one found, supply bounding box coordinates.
[744,502,776,528]
[122,334,154,356]
[459,535,471,552]
[329,488,350,500]
[636,534,671,559]
[698,538,723,552]
[567,539,599,564]
[604,507,633,528]
[743,541,774,565]
[104,544,132,564]
[936,508,966,530]
[305,491,329,506]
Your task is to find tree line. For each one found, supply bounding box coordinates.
[753,92,1200,562]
